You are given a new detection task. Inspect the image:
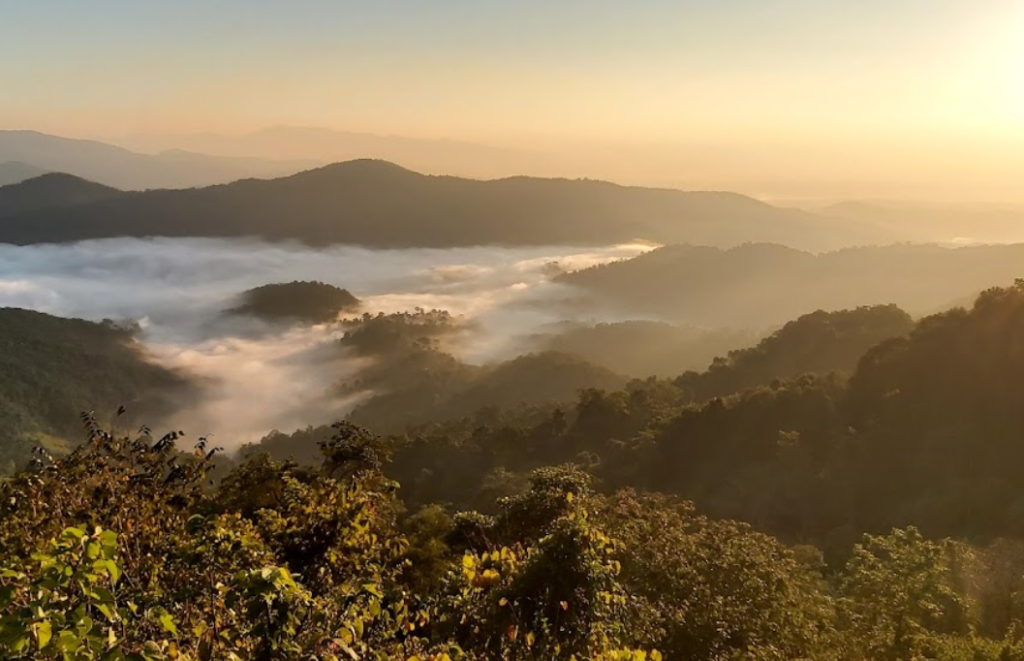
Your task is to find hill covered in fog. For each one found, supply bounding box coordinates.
[0,160,889,250]
[560,242,1024,326]
[229,281,360,324]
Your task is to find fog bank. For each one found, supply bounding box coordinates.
[0,238,653,446]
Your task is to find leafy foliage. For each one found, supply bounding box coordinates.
[13,282,1024,659]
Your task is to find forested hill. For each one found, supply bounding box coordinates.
[0,160,888,250]
[560,242,1024,326]
[248,282,1024,553]
[11,289,1024,659]
[0,308,193,475]
[229,281,360,323]
[675,304,915,401]
[0,173,123,217]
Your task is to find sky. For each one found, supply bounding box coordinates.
[2,0,1024,200]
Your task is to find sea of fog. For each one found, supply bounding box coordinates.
[0,238,654,447]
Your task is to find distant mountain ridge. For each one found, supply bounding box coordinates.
[0,161,49,187]
[0,159,891,250]
[559,242,1024,327]
[113,125,544,180]
[0,130,316,190]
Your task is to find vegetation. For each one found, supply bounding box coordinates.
[13,282,1024,658]
[229,281,360,323]
[675,304,914,401]
[0,308,193,475]
[8,413,1024,659]
[332,310,627,433]
[247,283,1024,554]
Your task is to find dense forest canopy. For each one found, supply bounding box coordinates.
[0,161,886,250]
[0,308,194,475]
[9,268,1024,659]
[674,304,915,401]
[240,283,1024,557]
[10,296,1024,660]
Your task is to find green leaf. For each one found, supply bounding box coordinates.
[99,530,118,550]
[36,620,52,649]
[56,630,80,652]
[158,612,178,635]
[105,559,122,586]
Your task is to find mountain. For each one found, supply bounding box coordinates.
[559,242,1024,328]
[0,159,891,250]
[0,309,194,475]
[0,161,49,187]
[0,173,124,217]
[674,304,915,401]
[530,320,755,378]
[114,125,543,180]
[0,130,315,190]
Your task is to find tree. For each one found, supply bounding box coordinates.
[839,527,968,660]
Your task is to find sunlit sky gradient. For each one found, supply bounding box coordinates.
[2,0,1024,200]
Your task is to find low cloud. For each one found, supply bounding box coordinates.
[0,238,654,448]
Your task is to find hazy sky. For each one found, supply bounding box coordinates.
[2,0,1024,199]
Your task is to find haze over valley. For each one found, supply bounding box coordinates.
[7,3,1024,660]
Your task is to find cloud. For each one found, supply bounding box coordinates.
[0,238,655,449]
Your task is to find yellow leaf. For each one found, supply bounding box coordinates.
[36,620,52,649]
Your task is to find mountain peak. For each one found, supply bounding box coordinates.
[314,158,417,175]
[0,172,123,218]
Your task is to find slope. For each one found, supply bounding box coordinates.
[559,242,1024,327]
[0,308,194,474]
[0,173,124,217]
[0,159,890,251]
[0,161,49,187]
